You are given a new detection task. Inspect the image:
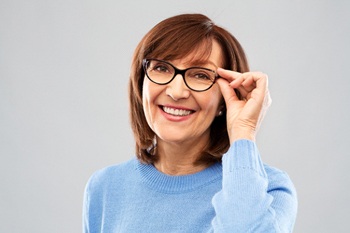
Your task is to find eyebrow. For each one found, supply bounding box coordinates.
[185,60,218,69]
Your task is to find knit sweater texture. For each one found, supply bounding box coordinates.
[83,140,297,232]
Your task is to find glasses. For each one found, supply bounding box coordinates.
[142,59,218,92]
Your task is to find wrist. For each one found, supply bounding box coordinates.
[229,128,256,144]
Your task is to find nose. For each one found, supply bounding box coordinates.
[165,74,190,101]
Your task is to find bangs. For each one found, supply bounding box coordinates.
[143,16,214,63]
[149,37,213,63]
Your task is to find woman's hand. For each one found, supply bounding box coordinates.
[216,68,272,144]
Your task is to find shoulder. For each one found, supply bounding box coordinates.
[264,164,297,195]
[264,164,292,183]
[85,157,138,192]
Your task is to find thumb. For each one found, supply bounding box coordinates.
[216,78,239,104]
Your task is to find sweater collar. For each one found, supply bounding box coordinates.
[136,159,222,194]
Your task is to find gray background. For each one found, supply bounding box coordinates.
[1,0,349,232]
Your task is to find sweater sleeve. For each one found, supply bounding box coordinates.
[210,140,298,233]
[82,182,90,233]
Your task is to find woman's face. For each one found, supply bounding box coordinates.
[142,40,223,146]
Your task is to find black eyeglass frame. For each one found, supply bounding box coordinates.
[142,58,219,92]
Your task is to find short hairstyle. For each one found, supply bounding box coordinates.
[129,13,249,164]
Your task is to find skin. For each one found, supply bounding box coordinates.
[216,69,271,144]
[142,40,271,175]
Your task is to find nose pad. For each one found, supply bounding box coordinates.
[165,74,190,101]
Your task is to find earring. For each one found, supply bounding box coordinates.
[218,111,223,116]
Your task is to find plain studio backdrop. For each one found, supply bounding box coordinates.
[1,0,349,232]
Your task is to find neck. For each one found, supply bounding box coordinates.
[154,137,210,176]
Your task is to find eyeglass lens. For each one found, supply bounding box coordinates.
[144,59,216,91]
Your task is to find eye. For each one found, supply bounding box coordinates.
[151,62,171,73]
[194,72,211,80]
[187,69,214,81]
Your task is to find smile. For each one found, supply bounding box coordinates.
[162,106,193,116]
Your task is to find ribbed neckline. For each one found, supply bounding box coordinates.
[136,159,222,194]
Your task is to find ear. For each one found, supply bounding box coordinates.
[216,98,226,117]
[216,104,225,117]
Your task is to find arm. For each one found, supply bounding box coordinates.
[82,178,91,233]
[211,140,297,232]
[211,69,297,232]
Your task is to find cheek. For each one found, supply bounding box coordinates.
[199,86,222,113]
[142,77,149,102]
[142,78,155,131]
[142,77,161,120]
[142,77,155,107]
[142,78,151,113]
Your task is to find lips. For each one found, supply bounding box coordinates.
[161,106,194,116]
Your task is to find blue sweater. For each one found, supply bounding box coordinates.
[83,140,297,232]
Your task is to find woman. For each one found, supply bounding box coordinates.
[83,13,297,232]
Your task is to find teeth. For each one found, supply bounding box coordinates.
[163,106,192,116]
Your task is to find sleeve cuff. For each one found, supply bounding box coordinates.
[222,139,267,178]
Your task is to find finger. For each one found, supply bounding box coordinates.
[231,74,257,99]
[246,73,268,101]
[228,76,244,88]
[219,69,264,93]
[246,72,268,89]
[235,86,249,99]
[255,90,272,132]
[263,90,272,108]
[241,76,256,91]
[217,68,242,82]
[218,68,269,104]
[216,78,240,103]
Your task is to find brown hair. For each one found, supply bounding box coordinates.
[129,13,249,164]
